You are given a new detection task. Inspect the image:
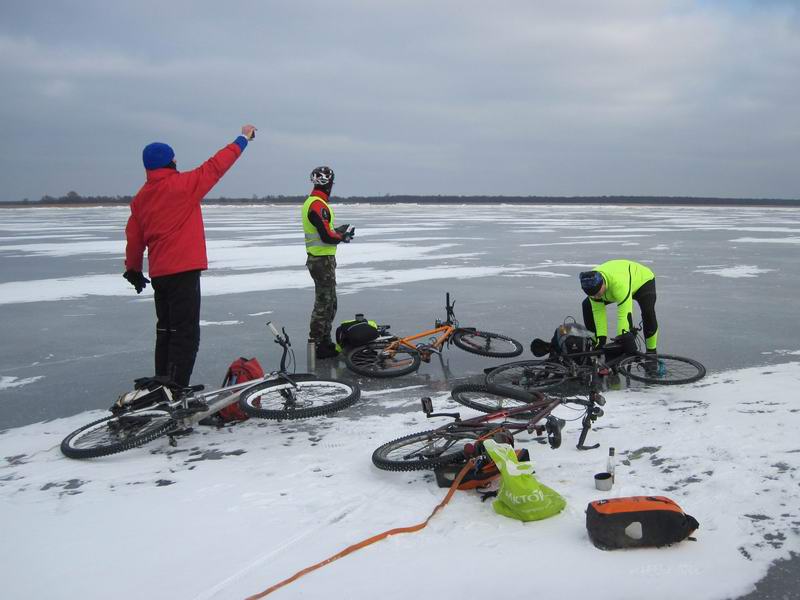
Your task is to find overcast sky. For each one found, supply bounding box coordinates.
[1,0,798,200]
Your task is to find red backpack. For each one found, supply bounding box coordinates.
[216,357,265,422]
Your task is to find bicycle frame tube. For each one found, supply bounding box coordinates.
[387,325,455,352]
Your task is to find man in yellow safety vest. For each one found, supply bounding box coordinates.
[301,166,354,359]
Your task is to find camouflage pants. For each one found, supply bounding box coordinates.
[306,254,337,343]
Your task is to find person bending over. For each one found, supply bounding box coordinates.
[578,259,658,358]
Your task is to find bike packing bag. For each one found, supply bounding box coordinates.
[586,496,699,550]
[335,315,379,351]
[216,357,265,422]
[434,448,530,490]
[114,379,173,413]
[483,439,566,522]
[550,321,596,364]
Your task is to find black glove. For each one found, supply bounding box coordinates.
[342,226,355,243]
[123,269,150,294]
[334,223,350,235]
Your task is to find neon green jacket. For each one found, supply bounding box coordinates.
[588,259,655,339]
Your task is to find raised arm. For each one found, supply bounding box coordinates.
[181,124,257,202]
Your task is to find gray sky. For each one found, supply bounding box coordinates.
[1,0,798,200]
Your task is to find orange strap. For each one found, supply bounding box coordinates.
[246,460,475,599]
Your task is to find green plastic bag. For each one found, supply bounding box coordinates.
[483,439,566,522]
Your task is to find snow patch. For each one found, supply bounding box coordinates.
[694,265,775,278]
[0,375,44,391]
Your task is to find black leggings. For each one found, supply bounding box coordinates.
[582,279,658,344]
[151,270,201,386]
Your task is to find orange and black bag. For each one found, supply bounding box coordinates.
[586,496,699,550]
[434,448,530,490]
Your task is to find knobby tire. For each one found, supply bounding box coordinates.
[61,409,176,459]
[344,340,422,378]
[238,378,360,419]
[451,329,523,358]
[616,354,706,385]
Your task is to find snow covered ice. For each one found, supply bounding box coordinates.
[1,203,799,599]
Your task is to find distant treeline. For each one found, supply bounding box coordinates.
[2,191,799,207]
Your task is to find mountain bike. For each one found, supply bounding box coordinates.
[344,293,523,378]
[372,387,607,472]
[484,325,706,399]
[61,323,360,459]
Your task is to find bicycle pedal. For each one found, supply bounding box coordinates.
[169,426,194,438]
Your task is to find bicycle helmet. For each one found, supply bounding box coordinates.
[579,271,604,296]
[310,166,335,187]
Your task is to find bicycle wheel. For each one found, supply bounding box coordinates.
[451,383,536,413]
[452,329,523,358]
[238,378,360,419]
[61,409,175,459]
[617,354,706,385]
[344,340,422,378]
[485,360,570,396]
[372,427,482,471]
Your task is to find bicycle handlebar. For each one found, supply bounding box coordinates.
[266,321,280,337]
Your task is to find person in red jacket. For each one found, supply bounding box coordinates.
[124,124,256,386]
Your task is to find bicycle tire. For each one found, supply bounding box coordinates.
[238,378,360,419]
[344,340,422,378]
[485,359,570,396]
[372,427,482,471]
[616,354,706,385]
[451,383,536,413]
[451,329,523,358]
[61,409,175,459]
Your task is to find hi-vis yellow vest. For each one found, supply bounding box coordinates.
[302,194,336,256]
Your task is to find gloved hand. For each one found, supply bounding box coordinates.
[241,124,257,140]
[335,224,355,242]
[123,269,150,294]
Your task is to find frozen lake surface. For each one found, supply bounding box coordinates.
[1,202,799,427]
[1,203,799,599]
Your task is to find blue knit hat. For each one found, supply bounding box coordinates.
[579,271,604,296]
[142,142,175,170]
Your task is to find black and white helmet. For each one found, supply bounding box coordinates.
[310,166,335,187]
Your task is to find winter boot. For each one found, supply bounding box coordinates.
[644,349,659,376]
[315,339,340,360]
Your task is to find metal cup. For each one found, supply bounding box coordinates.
[594,472,613,491]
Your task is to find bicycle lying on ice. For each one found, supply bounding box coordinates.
[61,323,360,459]
[371,385,607,471]
[484,325,706,398]
[344,292,523,378]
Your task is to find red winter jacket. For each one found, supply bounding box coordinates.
[125,142,243,277]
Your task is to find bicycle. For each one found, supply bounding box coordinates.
[344,292,524,378]
[484,324,706,399]
[371,387,607,471]
[61,322,361,459]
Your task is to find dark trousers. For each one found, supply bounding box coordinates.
[151,270,201,386]
[582,279,658,345]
